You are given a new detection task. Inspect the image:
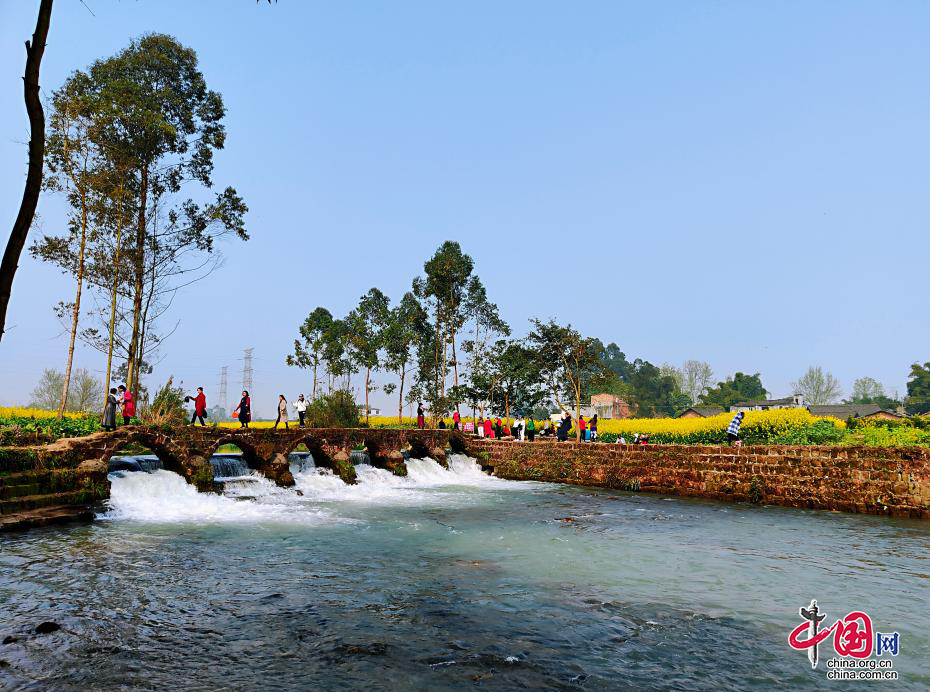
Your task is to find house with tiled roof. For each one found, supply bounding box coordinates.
[730,395,805,413]
[677,406,726,418]
[808,404,903,421]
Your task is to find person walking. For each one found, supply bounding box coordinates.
[234,390,251,429]
[727,411,745,446]
[526,417,535,442]
[102,388,118,432]
[589,413,598,442]
[452,409,461,431]
[188,387,207,426]
[494,417,503,439]
[118,385,135,425]
[578,415,587,442]
[557,413,571,441]
[483,417,493,439]
[274,394,289,430]
[293,394,309,427]
[416,403,425,429]
[477,416,485,438]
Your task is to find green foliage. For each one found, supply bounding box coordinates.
[307,389,360,428]
[773,420,846,445]
[701,372,768,410]
[287,307,334,395]
[748,478,763,504]
[590,342,693,417]
[486,339,546,416]
[845,423,930,448]
[382,292,429,419]
[0,414,100,443]
[528,319,607,420]
[905,362,930,415]
[140,377,186,426]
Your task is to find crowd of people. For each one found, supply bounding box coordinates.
[422,407,747,447]
[100,387,748,447]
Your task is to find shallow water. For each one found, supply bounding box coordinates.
[1,454,928,690]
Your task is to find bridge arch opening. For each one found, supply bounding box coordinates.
[103,436,186,479]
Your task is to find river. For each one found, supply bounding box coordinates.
[1,454,928,689]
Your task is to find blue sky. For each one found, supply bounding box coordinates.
[1,1,928,417]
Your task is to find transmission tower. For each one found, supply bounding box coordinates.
[241,348,254,396]
[218,366,228,412]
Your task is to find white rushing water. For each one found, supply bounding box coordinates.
[103,454,524,523]
[103,469,335,525]
[293,454,517,504]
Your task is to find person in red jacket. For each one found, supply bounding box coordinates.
[483,417,493,439]
[452,409,461,431]
[189,387,207,426]
[578,415,587,442]
[118,385,135,425]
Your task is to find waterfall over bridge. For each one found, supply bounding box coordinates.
[44,426,469,492]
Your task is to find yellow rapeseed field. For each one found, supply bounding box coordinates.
[594,408,844,436]
[0,406,87,420]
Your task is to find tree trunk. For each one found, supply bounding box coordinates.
[364,366,370,425]
[134,231,158,398]
[451,331,460,415]
[102,184,124,415]
[125,164,148,395]
[504,392,510,421]
[0,0,53,342]
[58,189,88,418]
[311,360,317,400]
[397,363,406,425]
[575,382,582,442]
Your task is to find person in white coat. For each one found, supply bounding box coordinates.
[293,393,309,427]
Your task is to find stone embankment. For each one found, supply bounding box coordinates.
[469,439,930,519]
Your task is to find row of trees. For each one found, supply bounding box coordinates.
[287,242,930,426]
[282,244,705,431]
[26,34,248,417]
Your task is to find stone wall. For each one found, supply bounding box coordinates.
[465,439,930,519]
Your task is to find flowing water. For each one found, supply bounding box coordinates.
[1,453,928,690]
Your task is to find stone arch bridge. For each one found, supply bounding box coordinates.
[56,426,469,492]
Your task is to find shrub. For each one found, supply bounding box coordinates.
[307,389,360,428]
[773,420,846,445]
[139,378,186,426]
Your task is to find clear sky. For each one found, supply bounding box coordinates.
[1,1,928,417]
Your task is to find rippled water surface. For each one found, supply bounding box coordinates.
[1,454,928,690]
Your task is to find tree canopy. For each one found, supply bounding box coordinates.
[700,372,767,410]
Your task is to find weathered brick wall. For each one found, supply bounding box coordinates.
[465,439,930,519]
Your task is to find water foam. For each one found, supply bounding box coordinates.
[102,469,332,525]
[293,454,516,504]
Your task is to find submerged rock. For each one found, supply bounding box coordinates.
[34,622,60,635]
